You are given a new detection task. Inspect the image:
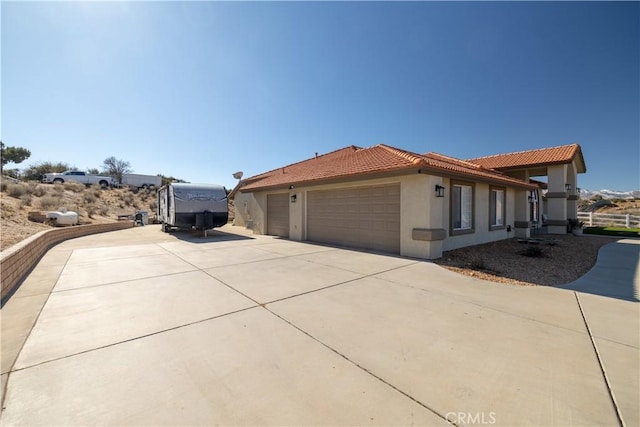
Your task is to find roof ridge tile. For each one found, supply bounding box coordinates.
[378,144,425,165]
[468,143,579,162]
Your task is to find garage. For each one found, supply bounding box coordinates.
[267,193,290,237]
[307,184,400,253]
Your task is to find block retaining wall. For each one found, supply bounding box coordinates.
[1,222,132,302]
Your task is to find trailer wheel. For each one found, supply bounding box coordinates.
[162,222,171,233]
[141,184,149,190]
[99,180,109,189]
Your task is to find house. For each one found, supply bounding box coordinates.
[234,143,586,260]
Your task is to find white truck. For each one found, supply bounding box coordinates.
[121,173,162,189]
[42,170,117,187]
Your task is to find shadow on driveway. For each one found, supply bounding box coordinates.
[163,228,255,244]
[559,239,640,302]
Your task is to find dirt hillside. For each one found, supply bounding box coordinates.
[1,180,159,250]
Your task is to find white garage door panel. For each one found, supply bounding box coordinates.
[307,184,400,253]
[267,193,289,237]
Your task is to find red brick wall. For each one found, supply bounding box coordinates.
[1,222,132,302]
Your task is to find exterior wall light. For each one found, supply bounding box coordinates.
[290,194,297,203]
[435,185,445,198]
[565,183,572,191]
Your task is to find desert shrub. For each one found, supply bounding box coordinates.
[39,195,62,210]
[64,181,86,193]
[20,194,33,207]
[86,204,97,218]
[148,200,157,211]
[0,181,7,192]
[52,184,64,194]
[6,183,30,198]
[122,193,135,207]
[83,191,97,204]
[22,161,72,182]
[27,182,48,197]
[519,246,544,258]
[469,256,487,270]
[99,205,109,216]
[88,184,102,198]
[4,169,21,179]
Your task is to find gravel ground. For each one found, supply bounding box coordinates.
[433,234,619,287]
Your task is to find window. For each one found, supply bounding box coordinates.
[490,187,506,230]
[451,182,474,235]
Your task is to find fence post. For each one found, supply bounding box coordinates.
[589,212,593,226]
[626,214,630,228]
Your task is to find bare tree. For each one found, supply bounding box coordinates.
[102,156,132,184]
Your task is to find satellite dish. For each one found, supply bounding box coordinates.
[232,171,243,180]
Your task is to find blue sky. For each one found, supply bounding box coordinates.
[2,1,638,191]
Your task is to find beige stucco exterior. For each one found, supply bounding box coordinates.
[501,158,581,235]
[235,172,531,260]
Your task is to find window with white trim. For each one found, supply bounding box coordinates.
[490,187,506,230]
[451,182,474,234]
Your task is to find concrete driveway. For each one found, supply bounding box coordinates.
[1,225,638,426]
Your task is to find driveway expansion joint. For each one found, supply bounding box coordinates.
[575,292,625,427]
[8,305,261,374]
[0,248,71,410]
[379,279,591,336]
[264,307,457,426]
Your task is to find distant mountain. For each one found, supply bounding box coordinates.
[579,189,640,200]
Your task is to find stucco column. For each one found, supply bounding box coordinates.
[514,189,531,238]
[511,170,531,238]
[566,161,579,221]
[289,190,304,241]
[400,174,445,260]
[546,164,568,234]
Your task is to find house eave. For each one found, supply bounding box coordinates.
[238,167,421,193]
[416,166,538,190]
[238,166,536,194]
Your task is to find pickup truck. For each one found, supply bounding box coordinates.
[42,170,117,188]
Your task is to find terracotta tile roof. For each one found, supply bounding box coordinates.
[240,144,537,192]
[466,143,586,173]
[419,152,537,188]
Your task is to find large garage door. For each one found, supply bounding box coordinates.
[267,193,290,237]
[307,184,400,253]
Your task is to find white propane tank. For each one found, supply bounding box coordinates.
[46,210,79,226]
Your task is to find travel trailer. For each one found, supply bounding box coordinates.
[157,183,228,232]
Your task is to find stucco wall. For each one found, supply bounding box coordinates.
[236,174,524,259]
[442,181,516,252]
[233,191,267,234]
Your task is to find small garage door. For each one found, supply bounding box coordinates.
[307,184,400,253]
[267,193,290,237]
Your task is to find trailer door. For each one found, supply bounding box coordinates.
[168,185,175,225]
